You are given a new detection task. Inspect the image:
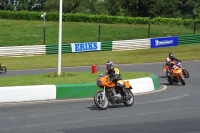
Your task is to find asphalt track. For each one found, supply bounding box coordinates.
[0,60,200,133]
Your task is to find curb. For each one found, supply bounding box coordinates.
[0,75,160,103]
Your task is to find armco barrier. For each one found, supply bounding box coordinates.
[0,45,46,57]
[0,34,199,57]
[112,38,150,51]
[46,44,72,55]
[178,34,200,45]
[0,75,160,103]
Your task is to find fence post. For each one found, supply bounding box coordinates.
[98,25,101,42]
[194,21,196,34]
[148,22,151,38]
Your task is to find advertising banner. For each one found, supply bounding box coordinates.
[150,36,178,48]
[71,42,101,53]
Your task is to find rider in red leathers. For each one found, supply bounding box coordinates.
[165,53,181,77]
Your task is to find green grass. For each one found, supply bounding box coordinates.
[0,19,199,46]
[1,44,200,70]
[0,72,152,87]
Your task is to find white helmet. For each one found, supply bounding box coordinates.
[106,61,114,70]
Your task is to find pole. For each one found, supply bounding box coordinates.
[58,0,63,76]
[43,15,46,45]
[41,13,46,45]
[194,21,196,34]
[148,22,150,38]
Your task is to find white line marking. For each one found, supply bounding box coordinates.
[136,94,189,105]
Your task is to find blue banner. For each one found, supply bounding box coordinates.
[150,36,178,48]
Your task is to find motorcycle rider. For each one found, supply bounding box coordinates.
[106,61,126,98]
[165,53,181,77]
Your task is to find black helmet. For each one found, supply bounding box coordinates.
[106,61,114,70]
[169,53,173,59]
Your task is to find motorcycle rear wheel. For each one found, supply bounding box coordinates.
[0,66,7,74]
[182,69,189,78]
[123,89,134,107]
[94,91,109,110]
[179,76,185,85]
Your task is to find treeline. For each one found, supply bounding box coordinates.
[0,0,200,19]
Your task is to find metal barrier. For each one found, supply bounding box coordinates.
[112,38,150,51]
[178,34,200,45]
[0,45,45,57]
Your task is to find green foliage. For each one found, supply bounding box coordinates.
[1,10,199,25]
[1,0,200,20]
[151,17,183,25]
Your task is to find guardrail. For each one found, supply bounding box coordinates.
[0,39,151,57]
[0,34,199,57]
[178,34,200,45]
[112,38,150,51]
[0,45,45,57]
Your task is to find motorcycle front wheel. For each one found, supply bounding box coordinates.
[94,91,109,110]
[0,66,7,74]
[123,89,134,107]
[182,69,189,78]
[179,76,186,85]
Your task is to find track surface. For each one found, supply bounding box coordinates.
[0,61,200,133]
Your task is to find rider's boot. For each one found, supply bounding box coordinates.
[116,82,126,97]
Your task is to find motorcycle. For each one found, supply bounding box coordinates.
[94,73,134,110]
[176,61,189,78]
[0,62,7,74]
[163,63,185,85]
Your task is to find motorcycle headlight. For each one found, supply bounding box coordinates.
[96,79,102,87]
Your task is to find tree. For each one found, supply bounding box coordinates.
[104,0,120,16]
[0,0,46,11]
[121,0,139,16]
[45,0,108,15]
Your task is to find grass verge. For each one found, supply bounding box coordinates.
[0,72,152,87]
[1,44,200,70]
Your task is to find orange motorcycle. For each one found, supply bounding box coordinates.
[176,61,189,78]
[163,63,185,85]
[94,73,134,110]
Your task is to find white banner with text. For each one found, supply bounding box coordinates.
[71,42,101,53]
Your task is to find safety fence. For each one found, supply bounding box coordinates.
[0,34,199,57]
[178,34,200,45]
[112,38,150,51]
[0,45,45,57]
